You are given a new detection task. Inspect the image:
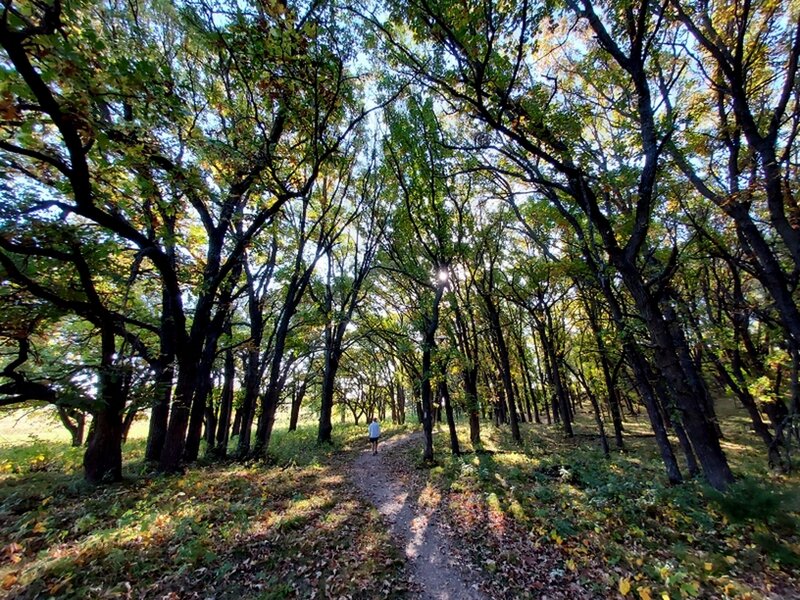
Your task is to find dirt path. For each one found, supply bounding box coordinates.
[349,431,486,600]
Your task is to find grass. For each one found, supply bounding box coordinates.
[0,409,73,446]
[399,407,800,599]
[1,401,798,599]
[0,411,413,599]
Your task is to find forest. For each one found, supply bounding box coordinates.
[0,0,799,597]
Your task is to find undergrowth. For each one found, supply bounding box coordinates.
[412,418,800,599]
[0,421,410,599]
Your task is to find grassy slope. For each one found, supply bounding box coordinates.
[0,415,414,599]
[1,402,798,599]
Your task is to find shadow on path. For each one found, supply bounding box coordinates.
[349,431,486,600]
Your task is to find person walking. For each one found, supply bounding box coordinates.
[368,417,380,455]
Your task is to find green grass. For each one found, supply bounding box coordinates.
[264,420,414,467]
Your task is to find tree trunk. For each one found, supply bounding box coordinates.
[232,408,242,438]
[537,321,572,436]
[484,296,521,441]
[450,291,481,443]
[531,341,550,425]
[184,321,226,462]
[145,362,173,462]
[236,349,261,458]
[589,387,610,457]
[516,342,535,424]
[83,327,124,483]
[159,337,201,472]
[397,383,406,424]
[421,283,446,462]
[252,309,294,458]
[439,380,460,455]
[318,337,339,443]
[121,403,138,444]
[664,305,724,439]
[581,292,625,449]
[421,339,436,462]
[57,407,85,447]
[625,344,685,484]
[214,345,236,458]
[620,263,733,490]
[289,381,306,432]
[84,409,123,483]
[146,286,176,462]
[565,361,610,458]
[464,367,481,445]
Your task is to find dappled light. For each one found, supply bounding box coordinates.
[0,429,409,598]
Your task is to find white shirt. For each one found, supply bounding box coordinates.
[368,421,380,438]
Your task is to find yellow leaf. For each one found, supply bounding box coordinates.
[661,593,670,600]
[32,522,46,534]
[566,559,576,571]
[704,562,713,571]
[724,556,737,565]
[638,587,652,600]
[619,577,631,596]
[2,573,17,590]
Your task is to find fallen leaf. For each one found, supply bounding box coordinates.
[619,576,631,596]
[2,573,17,590]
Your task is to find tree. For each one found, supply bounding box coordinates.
[381,94,465,461]
[0,0,369,475]
[318,148,386,444]
[375,0,734,489]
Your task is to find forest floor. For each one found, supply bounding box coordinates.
[0,421,416,599]
[0,410,799,599]
[348,429,603,599]
[349,431,485,600]
[347,415,800,600]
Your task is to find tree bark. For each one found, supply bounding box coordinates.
[57,407,85,448]
[619,261,733,489]
[439,380,460,455]
[318,334,340,443]
[145,285,176,462]
[421,283,446,462]
[83,327,124,483]
[580,290,624,449]
[212,345,235,457]
[289,381,306,432]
